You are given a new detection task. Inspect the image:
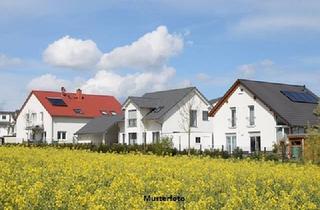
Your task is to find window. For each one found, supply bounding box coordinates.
[32,113,37,122]
[249,105,255,126]
[26,113,30,122]
[143,132,147,145]
[110,111,117,116]
[40,112,44,122]
[202,111,209,121]
[101,110,108,115]
[152,132,160,143]
[250,134,261,153]
[128,110,137,127]
[190,110,197,127]
[57,131,67,140]
[230,107,236,128]
[226,134,237,153]
[195,137,201,144]
[47,98,67,106]
[1,115,6,120]
[129,133,137,145]
[122,133,125,144]
[73,108,83,114]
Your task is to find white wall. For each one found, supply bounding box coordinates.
[16,94,52,143]
[162,91,213,150]
[53,117,90,143]
[0,113,15,137]
[121,90,213,150]
[212,85,277,152]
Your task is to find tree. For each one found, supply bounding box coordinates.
[178,93,200,155]
[305,102,320,163]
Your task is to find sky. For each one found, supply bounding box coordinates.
[1,0,320,110]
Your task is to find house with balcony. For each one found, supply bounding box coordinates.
[0,111,18,143]
[210,79,319,154]
[15,88,121,143]
[118,87,213,150]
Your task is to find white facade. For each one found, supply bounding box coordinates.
[119,90,214,151]
[0,112,15,137]
[16,93,90,143]
[212,85,286,153]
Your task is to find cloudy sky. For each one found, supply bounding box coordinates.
[1,0,320,110]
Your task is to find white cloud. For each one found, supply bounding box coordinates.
[27,74,73,91]
[82,67,176,98]
[43,36,102,69]
[237,59,275,78]
[31,25,185,99]
[98,26,183,71]
[0,53,22,69]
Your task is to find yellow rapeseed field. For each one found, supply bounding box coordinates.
[0,147,319,210]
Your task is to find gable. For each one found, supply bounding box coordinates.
[210,79,319,126]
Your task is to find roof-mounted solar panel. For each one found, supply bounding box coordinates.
[47,98,67,106]
[281,90,318,104]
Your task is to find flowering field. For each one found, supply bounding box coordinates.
[0,147,319,209]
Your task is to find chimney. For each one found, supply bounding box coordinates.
[61,87,66,96]
[76,88,82,100]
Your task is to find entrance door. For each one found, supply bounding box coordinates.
[250,135,261,153]
[226,134,237,153]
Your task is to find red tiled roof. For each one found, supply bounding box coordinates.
[28,90,122,118]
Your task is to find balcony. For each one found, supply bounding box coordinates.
[25,120,44,130]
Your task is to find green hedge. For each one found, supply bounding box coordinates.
[2,139,279,161]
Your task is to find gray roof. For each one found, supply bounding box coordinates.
[209,97,221,105]
[124,87,210,122]
[75,115,124,135]
[239,79,319,126]
[128,97,160,108]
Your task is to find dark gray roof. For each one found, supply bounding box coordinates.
[128,97,160,108]
[209,97,221,105]
[125,87,209,122]
[75,115,124,135]
[239,79,319,126]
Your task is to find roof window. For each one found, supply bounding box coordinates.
[47,98,67,106]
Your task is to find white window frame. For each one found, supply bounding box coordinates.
[230,107,236,128]
[226,133,237,153]
[202,111,209,121]
[195,137,201,144]
[57,131,67,141]
[190,110,197,127]
[248,105,255,126]
[129,133,137,145]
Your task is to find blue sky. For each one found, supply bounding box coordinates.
[1,0,320,110]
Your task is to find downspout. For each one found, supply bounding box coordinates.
[51,117,54,144]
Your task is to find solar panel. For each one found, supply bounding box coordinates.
[47,98,67,106]
[281,90,318,104]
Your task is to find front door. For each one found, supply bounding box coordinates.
[250,135,261,153]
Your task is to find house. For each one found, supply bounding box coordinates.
[0,111,18,143]
[16,88,122,144]
[209,79,319,154]
[209,97,221,107]
[75,115,123,145]
[119,87,213,150]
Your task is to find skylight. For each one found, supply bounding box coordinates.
[73,108,83,114]
[110,111,117,116]
[101,110,108,115]
[47,98,67,106]
[281,90,318,104]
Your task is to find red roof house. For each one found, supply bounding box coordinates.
[16,87,122,144]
